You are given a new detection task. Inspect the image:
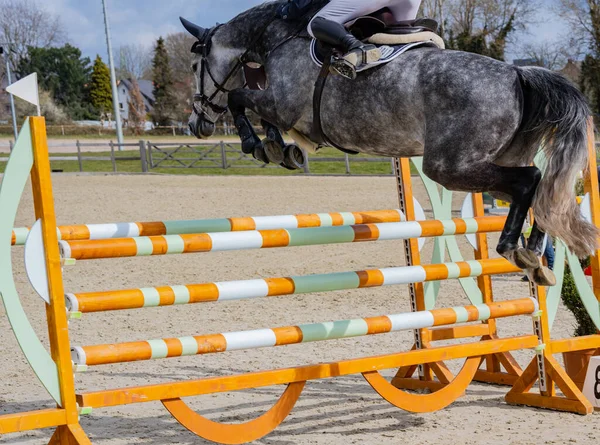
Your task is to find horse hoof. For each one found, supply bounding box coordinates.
[531,266,557,287]
[262,138,285,164]
[514,248,540,270]
[281,144,306,170]
[242,136,263,155]
[252,145,270,164]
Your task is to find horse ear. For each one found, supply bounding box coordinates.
[180,17,206,40]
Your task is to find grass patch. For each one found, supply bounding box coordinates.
[0,144,403,176]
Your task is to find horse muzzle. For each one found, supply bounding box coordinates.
[189,112,216,139]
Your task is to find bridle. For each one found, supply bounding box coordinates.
[190,13,304,120]
[191,25,238,117]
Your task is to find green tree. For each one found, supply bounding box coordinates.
[90,55,112,116]
[581,55,600,116]
[18,44,95,120]
[558,0,600,115]
[151,37,176,125]
[421,0,536,61]
[447,12,515,61]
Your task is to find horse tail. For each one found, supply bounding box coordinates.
[516,66,598,257]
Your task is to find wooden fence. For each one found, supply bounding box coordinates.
[2,139,599,176]
[1,140,396,175]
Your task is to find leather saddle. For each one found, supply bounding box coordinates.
[347,9,439,40]
[310,12,442,155]
[245,11,442,90]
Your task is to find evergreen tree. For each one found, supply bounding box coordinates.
[90,55,112,116]
[18,44,95,120]
[581,55,600,116]
[128,78,146,135]
[151,37,176,125]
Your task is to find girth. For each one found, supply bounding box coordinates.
[311,47,359,155]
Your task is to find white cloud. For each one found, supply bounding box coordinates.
[38,0,575,66]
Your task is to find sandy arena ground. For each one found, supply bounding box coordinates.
[2,173,599,444]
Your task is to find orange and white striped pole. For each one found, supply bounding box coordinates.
[67,257,520,313]
[59,216,506,261]
[11,209,406,246]
[71,297,537,366]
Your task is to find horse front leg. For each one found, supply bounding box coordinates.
[228,89,268,163]
[228,88,306,169]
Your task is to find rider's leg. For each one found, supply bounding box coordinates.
[310,17,383,79]
[388,0,422,21]
[308,0,415,37]
[309,17,363,53]
[308,0,410,78]
[308,0,423,78]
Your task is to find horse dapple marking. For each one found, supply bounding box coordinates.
[181,0,598,285]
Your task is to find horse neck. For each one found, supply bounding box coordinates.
[217,1,322,63]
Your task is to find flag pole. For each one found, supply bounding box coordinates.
[101,0,124,150]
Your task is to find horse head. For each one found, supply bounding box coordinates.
[180,1,313,139]
[180,17,248,138]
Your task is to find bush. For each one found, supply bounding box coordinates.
[561,258,597,336]
[559,178,596,337]
[15,89,71,124]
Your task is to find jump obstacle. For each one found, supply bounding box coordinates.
[1,116,600,444]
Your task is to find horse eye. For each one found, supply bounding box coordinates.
[191,63,198,72]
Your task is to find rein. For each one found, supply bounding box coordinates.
[191,10,354,155]
[192,14,283,119]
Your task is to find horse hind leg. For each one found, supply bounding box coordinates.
[523,222,556,286]
[424,160,554,285]
[494,166,556,286]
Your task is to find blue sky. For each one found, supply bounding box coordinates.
[45,0,566,63]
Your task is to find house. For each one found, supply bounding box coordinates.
[558,59,582,85]
[512,58,541,67]
[117,79,155,122]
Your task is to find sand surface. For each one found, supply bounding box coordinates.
[2,174,598,444]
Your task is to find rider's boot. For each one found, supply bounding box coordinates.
[310,17,383,80]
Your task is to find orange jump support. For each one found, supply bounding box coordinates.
[2,115,598,445]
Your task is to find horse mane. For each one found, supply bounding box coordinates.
[227,0,328,26]
[218,0,328,53]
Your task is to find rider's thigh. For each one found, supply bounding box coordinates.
[311,0,422,25]
[312,0,384,24]
[389,0,422,21]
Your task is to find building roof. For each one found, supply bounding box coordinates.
[119,78,155,104]
[512,58,541,67]
[559,59,582,84]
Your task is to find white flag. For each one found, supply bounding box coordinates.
[6,73,40,114]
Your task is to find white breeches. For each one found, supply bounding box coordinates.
[308,0,422,38]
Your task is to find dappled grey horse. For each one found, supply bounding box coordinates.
[180,0,597,286]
